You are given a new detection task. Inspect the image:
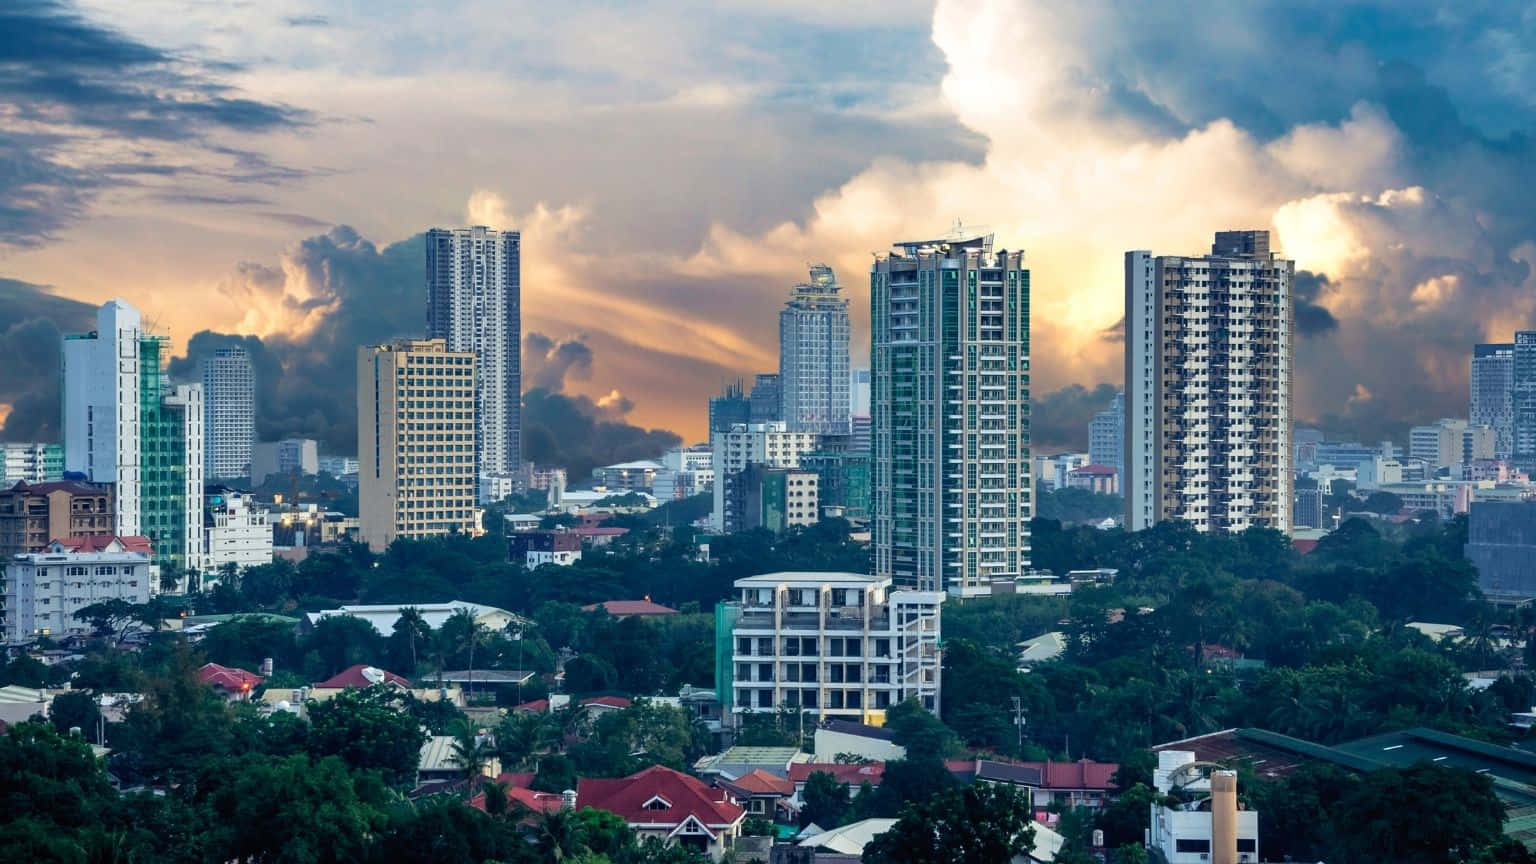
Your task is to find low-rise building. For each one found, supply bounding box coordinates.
[251,438,320,486]
[720,572,943,722]
[723,467,819,534]
[0,480,115,558]
[576,765,745,861]
[304,601,521,637]
[203,487,273,580]
[812,719,905,763]
[592,460,665,493]
[583,599,680,619]
[1468,500,1536,602]
[1066,464,1119,495]
[0,443,62,485]
[197,662,265,700]
[508,530,582,567]
[1150,752,1258,864]
[2,535,153,645]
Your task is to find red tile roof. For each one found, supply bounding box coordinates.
[512,699,550,713]
[312,664,412,689]
[787,762,886,787]
[582,600,678,617]
[1038,759,1118,790]
[722,769,794,797]
[581,695,633,710]
[51,535,152,556]
[497,771,536,789]
[577,765,744,830]
[472,785,567,814]
[1069,464,1118,476]
[1292,538,1320,555]
[573,526,630,538]
[197,662,264,694]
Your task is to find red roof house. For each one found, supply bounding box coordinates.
[581,695,634,711]
[582,599,679,618]
[512,698,551,713]
[787,762,886,789]
[312,664,412,689]
[197,662,264,699]
[718,769,796,821]
[577,765,745,860]
[51,535,153,556]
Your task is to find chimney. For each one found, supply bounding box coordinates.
[561,789,577,810]
[1210,770,1238,864]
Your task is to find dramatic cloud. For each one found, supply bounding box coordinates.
[0,0,311,244]
[523,332,594,393]
[1030,384,1120,454]
[0,278,95,439]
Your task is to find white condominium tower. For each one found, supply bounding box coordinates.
[202,346,255,479]
[780,264,852,435]
[63,299,204,574]
[1125,230,1293,534]
[871,232,1032,596]
[426,227,521,489]
[357,339,478,553]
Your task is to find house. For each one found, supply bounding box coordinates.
[197,662,264,700]
[577,765,746,861]
[812,719,905,763]
[796,819,897,856]
[1017,631,1067,667]
[581,695,633,717]
[303,601,522,637]
[787,762,885,798]
[583,599,680,619]
[717,769,796,822]
[958,758,1120,812]
[418,733,501,784]
[696,745,810,781]
[314,664,413,690]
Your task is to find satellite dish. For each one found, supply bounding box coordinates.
[361,666,386,685]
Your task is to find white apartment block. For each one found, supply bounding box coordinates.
[0,443,61,485]
[63,300,143,535]
[204,488,273,580]
[202,346,255,479]
[426,227,521,479]
[1409,419,1466,470]
[663,446,714,475]
[710,422,819,532]
[780,264,852,435]
[251,439,319,486]
[727,571,943,721]
[358,339,479,553]
[3,536,152,645]
[1125,231,1293,533]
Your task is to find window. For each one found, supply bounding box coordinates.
[1175,840,1211,854]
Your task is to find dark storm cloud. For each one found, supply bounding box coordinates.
[1030,383,1120,453]
[0,278,95,439]
[1292,271,1339,338]
[160,227,680,478]
[523,333,594,392]
[0,0,311,244]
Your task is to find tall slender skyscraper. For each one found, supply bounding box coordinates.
[780,264,851,435]
[1125,230,1293,534]
[63,299,204,575]
[202,346,255,479]
[1514,333,1536,465]
[1472,343,1514,459]
[871,232,1031,596]
[426,227,521,488]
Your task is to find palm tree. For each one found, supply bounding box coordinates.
[449,721,496,797]
[533,808,588,862]
[444,609,489,703]
[398,606,430,674]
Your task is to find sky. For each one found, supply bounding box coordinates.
[2,0,1536,454]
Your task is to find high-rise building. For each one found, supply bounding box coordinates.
[1088,392,1124,475]
[64,300,204,575]
[850,367,872,453]
[708,381,752,434]
[1125,230,1293,534]
[201,346,255,479]
[63,300,143,534]
[800,449,871,519]
[426,227,521,489]
[203,486,272,581]
[779,265,851,435]
[723,466,819,534]
[871,232,1032,596]
[1409,419,1468,470]
[850,368,872,417]
[1472,343,1514,458]
[0,443,62,485]
[3,536,153,645]
[749,373,781,423]
[710,421,818,532]
[358,339,478,553]
[1514,332,1536,465]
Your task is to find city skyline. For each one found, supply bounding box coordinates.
[2,1,1535,452]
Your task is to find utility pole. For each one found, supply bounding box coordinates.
[1011,696,1027,754]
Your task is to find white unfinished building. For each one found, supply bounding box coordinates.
[725,571,943,722]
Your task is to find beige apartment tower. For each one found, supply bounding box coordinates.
[358,339,478,552]
[1125,231,1293,534]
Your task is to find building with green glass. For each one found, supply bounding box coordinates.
[800,449,870,519]
[871,232,1031,596]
